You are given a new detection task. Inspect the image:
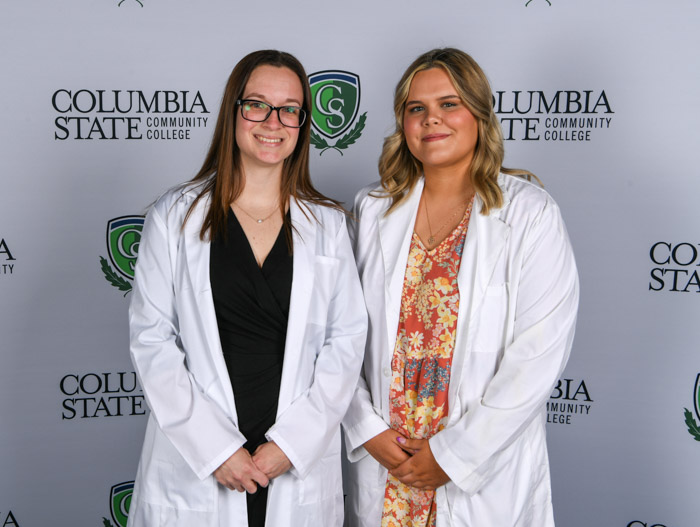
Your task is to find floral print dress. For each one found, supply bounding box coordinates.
[381,198,474,527]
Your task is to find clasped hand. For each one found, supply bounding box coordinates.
[213,441,291,493]
[363,429,450,490]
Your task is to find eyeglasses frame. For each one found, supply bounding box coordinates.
[235,99,307,128]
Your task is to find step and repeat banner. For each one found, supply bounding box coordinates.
[1,1,698,526]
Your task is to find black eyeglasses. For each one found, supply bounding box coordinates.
[236,99,306,128]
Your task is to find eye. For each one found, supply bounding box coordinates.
[248,101,269,110]
[281,106,301,115]
[407,105,424,113]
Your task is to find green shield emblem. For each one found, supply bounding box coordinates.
[110,481,133,527]
[309,71,360,139]
[107,216,144,280]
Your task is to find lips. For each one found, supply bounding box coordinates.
[422,133,450,142]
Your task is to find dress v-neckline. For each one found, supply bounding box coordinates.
[229,210,287,270]
[413,197,474,255]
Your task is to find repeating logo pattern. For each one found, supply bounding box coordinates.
[308,70,366,155]
[683,374,700,442]
[648,241,700,293]
[100,216,144,296]
[60,371,146,420]
[547,378,593,425]
[0,511,19,526]
[0,238,16,276]
[52,89,209,141]
[493,89,613,142]
[101,481,134,527]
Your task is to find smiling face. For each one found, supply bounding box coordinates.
[403,67,479,177]
[235,64,304,173]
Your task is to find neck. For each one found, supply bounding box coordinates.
[423,166,474,200]
[237,163,284,206]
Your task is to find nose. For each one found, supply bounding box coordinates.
[423,106,442,126]
[263,109,283,129]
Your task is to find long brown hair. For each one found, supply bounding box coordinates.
[184,49,340,241]
[377,48,535,215]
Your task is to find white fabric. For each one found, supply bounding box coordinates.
[127,182,367,526]
[343,174,579,527]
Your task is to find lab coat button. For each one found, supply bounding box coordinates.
[383,367,391,377]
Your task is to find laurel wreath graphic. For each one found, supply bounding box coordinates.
[102,519,114,527]
[684,408,700,441]
[100,256,133,296]
[118,0,144,7]
[310,112,367,156]
[525,0,552,5]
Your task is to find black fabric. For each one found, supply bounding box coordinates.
[210,210,293,527]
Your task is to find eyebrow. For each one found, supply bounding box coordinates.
[243,92,302,106]
[406,94,461,106]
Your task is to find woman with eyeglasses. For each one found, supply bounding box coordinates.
[127,49,366,527]
[342,48,579,526]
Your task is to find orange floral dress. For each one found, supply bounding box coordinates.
[381,199,474,527]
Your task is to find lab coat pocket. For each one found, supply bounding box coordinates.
[153,460,216,512]
[442,440,534,526]
[142,429,217,511]
[299,453,342,504]
[472,283,508,354]
[308,255,340,325]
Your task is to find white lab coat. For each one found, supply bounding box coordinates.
[342,174,579,527]
[127,181,367,527]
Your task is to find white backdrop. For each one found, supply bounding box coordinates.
[1,1,699,526]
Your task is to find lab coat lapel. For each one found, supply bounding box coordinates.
[181,193,238,421]
[277,199,316,413]
[448,191,510,409]
[378,179,423,356]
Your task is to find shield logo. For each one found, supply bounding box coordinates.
[110,481,134,527]
[107,216,144,280]
[309,71,360,139]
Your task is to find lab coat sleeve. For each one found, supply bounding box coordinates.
[129,202,246,480]
[266,214,367,480]
[342,372,391,462]
[346,182,379,250]
[429,196,579,495]
[342,189,391,461]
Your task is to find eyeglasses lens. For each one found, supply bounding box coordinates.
[240,101,305,128]
[241,101,270,121]
[278,107,303,127]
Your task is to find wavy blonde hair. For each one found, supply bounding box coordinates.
[377,48,535,215]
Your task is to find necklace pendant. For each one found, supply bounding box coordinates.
[428,236,435,245]
[257,219,263,223]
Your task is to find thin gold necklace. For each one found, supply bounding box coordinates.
[423,196,469,246]
[233,202,279,224]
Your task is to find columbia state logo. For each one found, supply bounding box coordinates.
[101,481,133,527]
[683,373,700,442]
[308,70,366,155]
[100,216,144,296]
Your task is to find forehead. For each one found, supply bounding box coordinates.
[243,65,303,102]
[407,67,458,100]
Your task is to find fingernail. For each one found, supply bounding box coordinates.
[397,436,405,444]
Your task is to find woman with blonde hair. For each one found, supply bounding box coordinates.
[343,48,579,526]
[128,49,366,527]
